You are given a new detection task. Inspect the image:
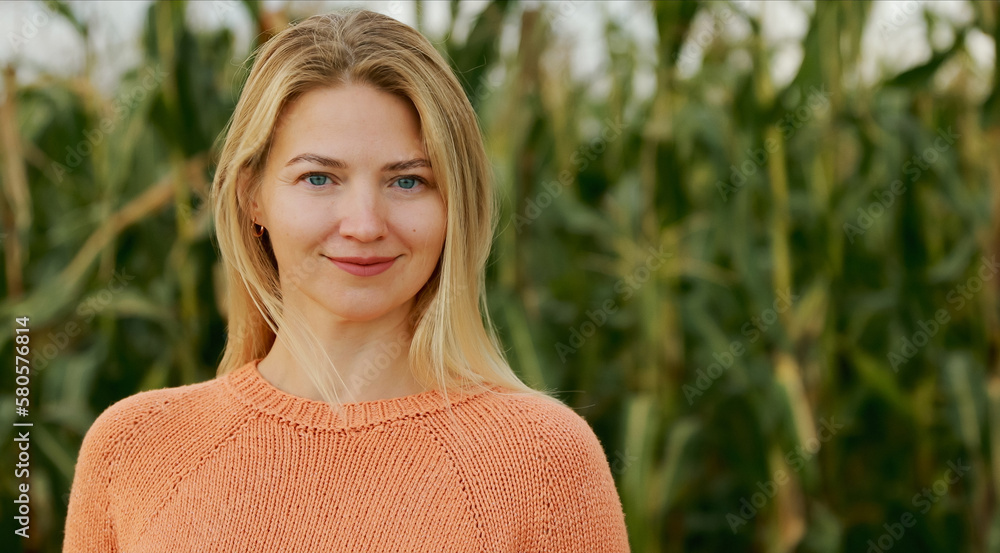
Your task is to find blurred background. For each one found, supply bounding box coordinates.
[0,0,997,551]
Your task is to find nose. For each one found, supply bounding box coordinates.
[337,180,388,242]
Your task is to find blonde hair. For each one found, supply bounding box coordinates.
[210,9,554,413]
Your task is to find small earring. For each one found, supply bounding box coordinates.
[252,218,264,237]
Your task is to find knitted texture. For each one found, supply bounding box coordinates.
[63,360,631,552]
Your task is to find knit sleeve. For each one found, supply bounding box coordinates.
[63,402,132,553]
[536,404,631,552]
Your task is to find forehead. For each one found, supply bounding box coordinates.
[268,84,427,167]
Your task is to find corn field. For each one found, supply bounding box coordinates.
[1,1,999,551]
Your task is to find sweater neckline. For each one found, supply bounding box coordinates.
[223,359,488,431]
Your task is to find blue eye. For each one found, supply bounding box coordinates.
[394,176,422,190]
[304,174,331,186]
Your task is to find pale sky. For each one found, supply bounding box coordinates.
[0,1,993,101]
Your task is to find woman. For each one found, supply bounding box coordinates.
[63,9,630,552]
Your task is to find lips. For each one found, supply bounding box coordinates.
[327,256,398,277]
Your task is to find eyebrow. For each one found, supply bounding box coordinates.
[284,153,431,172]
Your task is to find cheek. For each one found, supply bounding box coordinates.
[417,206,447,249]
[267,199,329,261]
[270,193,326,236]
[407,203,446,250]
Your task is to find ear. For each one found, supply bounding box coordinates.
[239,168,265,226]
[250,197,262,225]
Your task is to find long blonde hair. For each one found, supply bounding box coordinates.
[210,9,554,412]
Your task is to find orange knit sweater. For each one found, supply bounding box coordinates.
[63,359,631,552]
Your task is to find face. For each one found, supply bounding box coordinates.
[252,83,446,325]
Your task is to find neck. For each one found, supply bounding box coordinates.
[257,309,431,404]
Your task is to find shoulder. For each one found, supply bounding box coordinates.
[447,386,615,470]
[86,377,225,440]
[77,375,239,474]
[478,387,607,442]
[505,391,616,479]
